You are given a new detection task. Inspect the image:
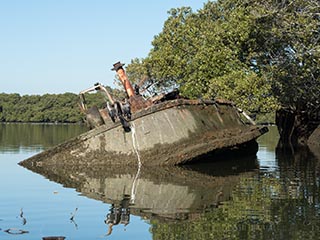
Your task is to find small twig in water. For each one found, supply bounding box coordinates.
[70,208,79,229]
[19,208,27,225]
[70,207,78,221]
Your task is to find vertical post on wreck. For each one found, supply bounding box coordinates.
[111,61,151,112]
[111,62,135,97]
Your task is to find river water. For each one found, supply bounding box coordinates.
[0,124,319,240]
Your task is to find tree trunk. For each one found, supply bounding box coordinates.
[276,108,320,147]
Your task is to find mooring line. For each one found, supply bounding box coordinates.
[130,122,142,167]
[130,122,142,203]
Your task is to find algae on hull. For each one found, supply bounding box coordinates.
[19,99,268,167]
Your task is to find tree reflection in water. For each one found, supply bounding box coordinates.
[18,126,320,240]
[22,153,259,238]
[150,143,320,240]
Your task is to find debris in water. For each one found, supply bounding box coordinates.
[19,208,27,225]
[4,228,29,235]
[70,207,79,229]
[42,236,66,240]
[70,207,78,221]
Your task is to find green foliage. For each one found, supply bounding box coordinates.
[255,112,275,125]
[250,0,320,112]
[1,94,66,122]
[0,93,83,123]
[0,84,126,123]
[126,0,319,116]
[2,0,319,122]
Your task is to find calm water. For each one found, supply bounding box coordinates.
[0,124,320,240]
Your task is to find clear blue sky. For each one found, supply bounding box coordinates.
[0,0,207,95]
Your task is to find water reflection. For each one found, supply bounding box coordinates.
[276,145,320,202]
[104,194,130,235]
[147,149,320,240]
[0,123,86,153]
[21,155,259,235]
[9,125,320,239]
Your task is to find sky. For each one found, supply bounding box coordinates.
[0,0,207,95]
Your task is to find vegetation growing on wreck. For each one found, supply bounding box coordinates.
[126,0,319,144]
[127,0,319,113]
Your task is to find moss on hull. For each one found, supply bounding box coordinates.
[19,99,268,167]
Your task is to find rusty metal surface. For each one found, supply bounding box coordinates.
[128,95,152,112]
[111,61,153,112]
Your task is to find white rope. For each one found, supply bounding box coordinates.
[130,122,142,203]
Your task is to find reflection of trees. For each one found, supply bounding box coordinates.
[273,145,320,239]
[150,175,279,240]
[0,124,86,152]
[257,126,279,153]
[150,152,320,240]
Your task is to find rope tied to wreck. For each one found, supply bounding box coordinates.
[130,122,142,167]
[130,122,142,204]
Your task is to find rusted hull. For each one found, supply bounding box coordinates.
[19,99,268,167]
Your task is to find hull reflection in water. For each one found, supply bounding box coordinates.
[21,155,258,233]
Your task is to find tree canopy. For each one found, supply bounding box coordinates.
[1,0,319,128]
[0,93,82,123]
[0,86,125,123]
[126,0,319,116]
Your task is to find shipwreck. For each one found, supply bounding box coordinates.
[19,61,268,168]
